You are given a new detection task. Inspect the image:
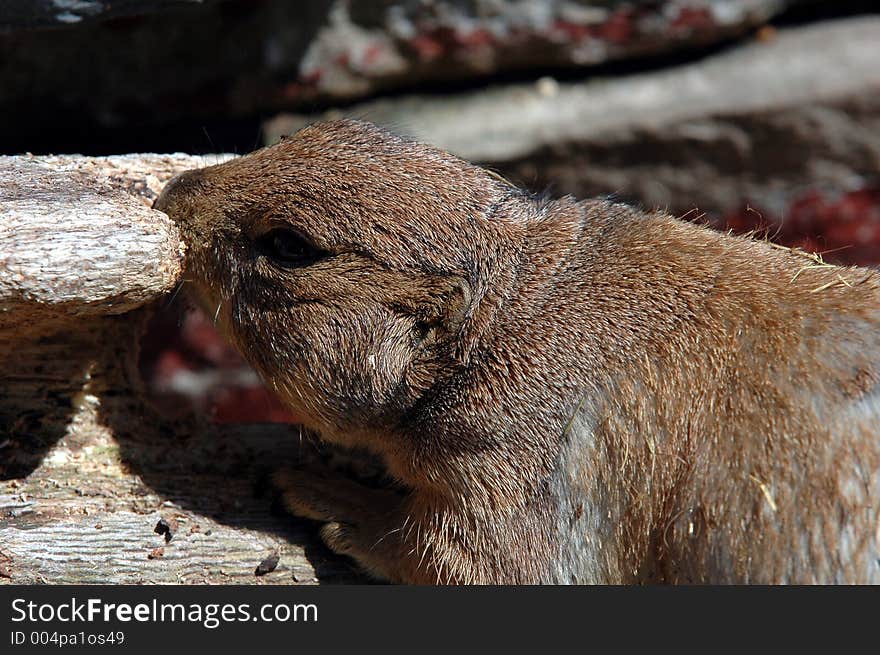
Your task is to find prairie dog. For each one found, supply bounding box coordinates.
[154,119,880,583]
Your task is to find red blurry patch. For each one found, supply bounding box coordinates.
[409,33,445,60]
[717,187,880,266]
[597,9,634,45]
[140,306,299,425]
[455,28,495,50]
[550,19,593,42]
[671,7,715,32]
[211,386,303,424]
[361,43,385,67]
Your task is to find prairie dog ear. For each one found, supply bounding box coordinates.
[435,276,472,333]
[411,276,473,346]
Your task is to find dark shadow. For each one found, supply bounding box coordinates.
[1,318,106,480]
[0,405,74,481]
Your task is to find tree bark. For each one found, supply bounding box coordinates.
[0,154,193,321]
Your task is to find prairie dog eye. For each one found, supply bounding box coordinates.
[257,228,328,268]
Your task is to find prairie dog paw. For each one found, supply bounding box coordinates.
[273,468,342,522]
[273,467,413,580]
[320,521,356,555]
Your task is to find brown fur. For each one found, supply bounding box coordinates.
[154,119,880,584]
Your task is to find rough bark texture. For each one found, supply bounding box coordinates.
[1,154,189,319]
[266,15,880,219]
[1,420,364,584]
[0,154,364,584]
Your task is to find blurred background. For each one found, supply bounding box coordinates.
[3,0,878,424]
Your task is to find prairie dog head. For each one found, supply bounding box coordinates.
[154,120,527,451]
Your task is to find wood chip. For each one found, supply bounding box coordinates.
[255,552,280,576]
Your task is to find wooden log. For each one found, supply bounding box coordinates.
[0,153,364,584]
[0,422,363,585]
[0,154,201,321]
[0,153,206,424]
[0,154,210,318]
